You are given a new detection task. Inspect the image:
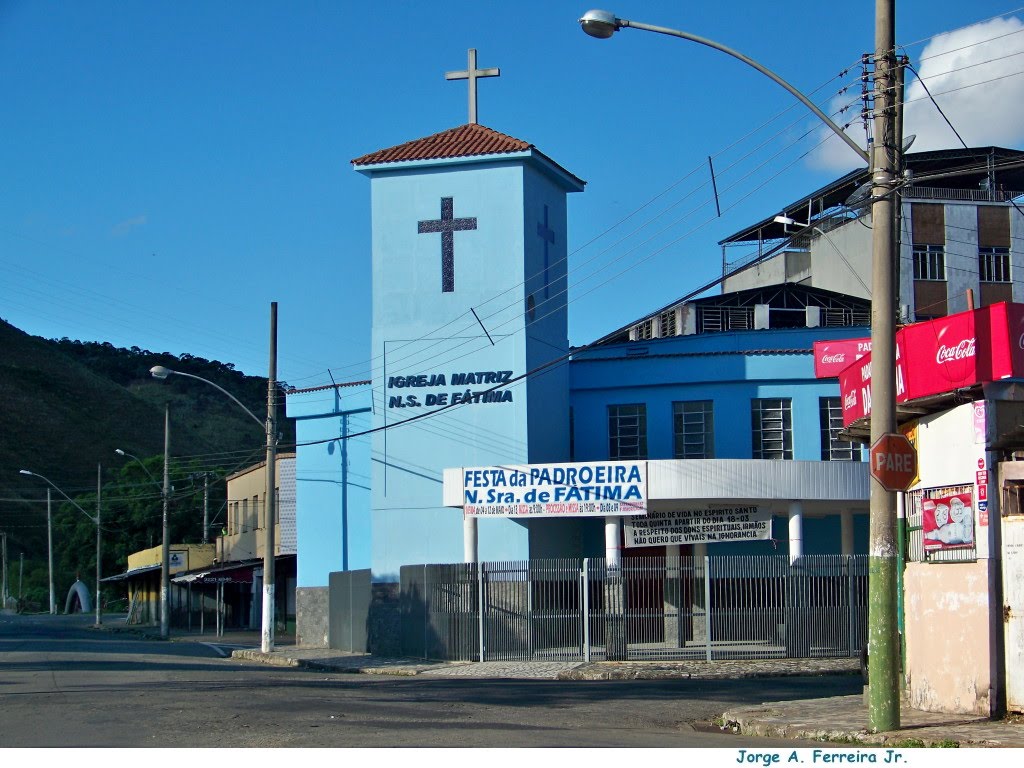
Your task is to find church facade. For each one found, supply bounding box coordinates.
[287,118,873,643]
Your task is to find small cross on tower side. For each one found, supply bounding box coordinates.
[445,48,500,125]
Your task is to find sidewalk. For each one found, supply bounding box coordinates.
[94,622,1024,748]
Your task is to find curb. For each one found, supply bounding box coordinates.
[720,708,1011,748]
[229,649,436,676]
[557,666,861,681]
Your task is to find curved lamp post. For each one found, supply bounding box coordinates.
[578,10,869,164]
[115,407,172,638]
[149,303,278,653]
[20,469,102,625]
[579,8,901,731]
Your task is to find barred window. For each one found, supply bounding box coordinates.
[635,319,654,340]
[979,246,1011,282]
[752,398,793,460]
[819,397,859,461]
[609,404,647,460]
[673,401,714,459]
[913,244,945,280]
[659,310,677,338]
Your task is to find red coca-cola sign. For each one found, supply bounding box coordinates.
[813,338,871,378]
[935,338,976,364]
[837,302,1024,426]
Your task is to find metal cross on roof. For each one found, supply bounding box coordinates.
[445,48,500,125]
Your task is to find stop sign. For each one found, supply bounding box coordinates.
[869,433,918,491]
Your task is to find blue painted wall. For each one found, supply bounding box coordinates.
[358,152,583,580]
[569,325,869,556]
[287,383,372,587]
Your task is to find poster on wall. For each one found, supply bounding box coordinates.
[623,505,771,548]
[922,493,975,550]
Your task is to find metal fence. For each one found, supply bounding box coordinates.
[398,555,867,662]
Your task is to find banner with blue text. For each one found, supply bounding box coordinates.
[462,461,647,517]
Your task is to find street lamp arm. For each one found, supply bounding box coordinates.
[18,470,97,524]
[114,449,161,490]
[150,367,264,429]
[583,12,870,165]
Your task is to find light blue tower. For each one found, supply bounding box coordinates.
[353,110,584,579]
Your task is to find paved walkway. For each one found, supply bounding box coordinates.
[93,622,1024,748]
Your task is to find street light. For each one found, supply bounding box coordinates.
[115,407,171,639]
[20,468,102,625]
[578,10,870,165]
[579,7,901,731]
[149,302,278,653]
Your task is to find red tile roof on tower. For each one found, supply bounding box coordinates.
[351,123,534,166]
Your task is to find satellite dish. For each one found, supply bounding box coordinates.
[903,134,917,152]
[845,180,873,210]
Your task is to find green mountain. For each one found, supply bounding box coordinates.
[0,319,295,606]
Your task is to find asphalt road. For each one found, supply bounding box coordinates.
[0,612,862,748]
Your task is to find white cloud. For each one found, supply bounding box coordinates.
[111,214,148,236]
[809,16,1024,172]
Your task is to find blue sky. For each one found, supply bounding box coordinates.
[2,1,1023,388]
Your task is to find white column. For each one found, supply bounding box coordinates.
[463,514,478,563]
[788,501,804,563]
[604,516,621,569]
[664,544,682,646]
[691,541,708,642]
[841,509,855,555]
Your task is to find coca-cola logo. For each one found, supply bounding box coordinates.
[821,353,846,365]
[844,391,858,410]
[935,337,976,364]
[1018,331,1024,351]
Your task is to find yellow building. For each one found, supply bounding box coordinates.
[110,542,216,626]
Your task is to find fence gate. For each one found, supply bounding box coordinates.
[328,569,371,653]
[400,555,867,662]
[1003,517,1024,711]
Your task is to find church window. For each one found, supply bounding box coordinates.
[673,401,713,459]
[819,397,858,461]
[609,404,647,460]
[659,310,677,337]
[752,398,792,460]
[635,319,654,340]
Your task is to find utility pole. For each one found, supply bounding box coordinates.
[95,463,103,626]
[161,405,170,639]
[47,489,56,614]
[1,531,7,610]
[261,302,278,654]
[202,473,210,545]
[867,0,901,733]
[18,552,23,604]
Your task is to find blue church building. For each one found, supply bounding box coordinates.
[286,120,871,645]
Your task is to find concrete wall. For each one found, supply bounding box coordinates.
[904,560,998,715]
[295,586,328,648]
[903,400,1001,715]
